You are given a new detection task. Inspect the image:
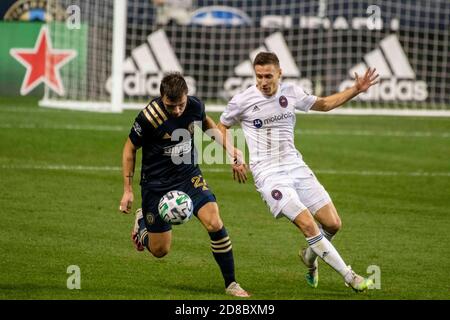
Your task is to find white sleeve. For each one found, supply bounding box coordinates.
[220,96,241,127]
[293,86,317,112]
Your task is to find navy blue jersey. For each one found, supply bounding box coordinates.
[129,96,206,188]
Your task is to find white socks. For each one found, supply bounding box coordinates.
[304,227,335,265]
[306,233,350,278]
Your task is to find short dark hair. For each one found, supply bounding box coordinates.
[160,72,188,101]
[253,52,280,68]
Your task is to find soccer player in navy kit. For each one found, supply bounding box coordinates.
[119,72,249,297]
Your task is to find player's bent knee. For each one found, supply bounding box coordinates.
[316,203,342,234]
[149,239,171,258]
[197,203,224,232]
[150,246,170,258]
[324,216,342,234]
[331,217,342,233]
[203,218,223,233]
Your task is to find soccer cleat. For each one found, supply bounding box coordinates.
[299,248,319,288]
[131,208,145,252]
[225,282,251,298]
[344,266,373,292]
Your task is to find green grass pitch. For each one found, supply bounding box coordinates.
[0,97,449,299]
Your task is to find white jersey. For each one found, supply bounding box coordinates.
[220,83,317,185]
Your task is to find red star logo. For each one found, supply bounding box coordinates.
[10,26,77,96]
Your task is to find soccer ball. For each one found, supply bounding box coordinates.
[158,190,193,225]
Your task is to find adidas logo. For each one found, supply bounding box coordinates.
[106,29,196,97]
[223,32,312,98]
[233,32,300,78]
[252,105,260,112]
[339,34,428,101]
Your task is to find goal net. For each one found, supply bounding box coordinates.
[40,0,450,115]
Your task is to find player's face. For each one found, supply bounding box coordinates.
[254,64,282,97]
[162,94,188,118]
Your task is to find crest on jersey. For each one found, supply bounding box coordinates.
[253,119,263,128]
[133,121,143,136]
[279,95,288,108]
[271,189,283,200]
[146,212,155,225]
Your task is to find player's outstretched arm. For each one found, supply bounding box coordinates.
[203,116,238,159]
[217,121,247,184]
[311,67,379,112]
[119,138,137,214]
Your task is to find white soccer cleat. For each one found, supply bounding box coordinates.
[225,282,251,298]
[299,248,319,288]
[344,266,373,292]
[131,208,145,252]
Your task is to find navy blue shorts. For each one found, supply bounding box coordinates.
[141,173,216,233]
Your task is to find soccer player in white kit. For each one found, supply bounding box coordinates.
[218,52,379,292]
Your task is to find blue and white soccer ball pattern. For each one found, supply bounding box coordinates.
[158,191,193,225]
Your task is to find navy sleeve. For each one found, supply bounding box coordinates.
[128,111,151,148]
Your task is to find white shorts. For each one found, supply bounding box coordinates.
[255,166,332,221]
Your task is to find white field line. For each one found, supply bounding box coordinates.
[0,107,62,113]
[3,105,450,117]
[0,123,448,138]
[1,163,448,177]
[295,129,449,138]
[0,123,125,131]
[205,105,450,117]
[0,164,122,171]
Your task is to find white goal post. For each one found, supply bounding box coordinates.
[39,0,449,116]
